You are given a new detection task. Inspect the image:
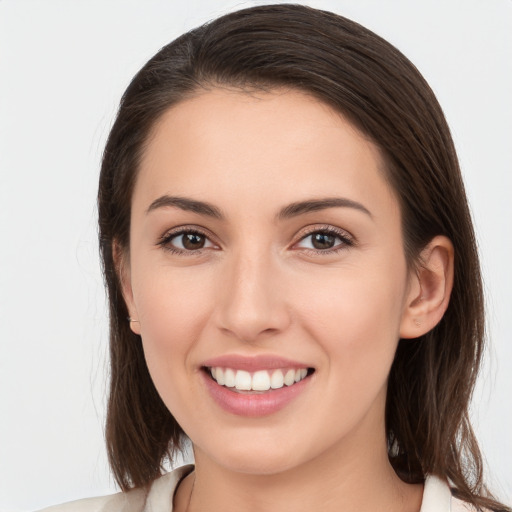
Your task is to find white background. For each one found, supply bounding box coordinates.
[0,1,510,510]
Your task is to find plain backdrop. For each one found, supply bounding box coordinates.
[0,1,511,510]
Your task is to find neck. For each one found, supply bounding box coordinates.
[176,423,423,512]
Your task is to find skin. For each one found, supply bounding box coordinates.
[119,88,453,512]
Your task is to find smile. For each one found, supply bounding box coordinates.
[200,355,315,416]
[207,367,309,392]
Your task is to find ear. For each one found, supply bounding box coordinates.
[400,235,454,339]
[112,240,141,335]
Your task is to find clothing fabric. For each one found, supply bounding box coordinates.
[37,465,474,512]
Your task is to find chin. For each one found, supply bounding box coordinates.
[217,452,301,476]
[195,434,307,476]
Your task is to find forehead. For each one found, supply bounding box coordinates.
[134,88,397,220]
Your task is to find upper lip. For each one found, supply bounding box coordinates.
[201,354,311,372]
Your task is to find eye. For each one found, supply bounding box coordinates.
[158,228,217,253]
[295,228,353,252]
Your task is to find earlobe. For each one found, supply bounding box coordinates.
[400,236,454,339]
[112,240,141,335]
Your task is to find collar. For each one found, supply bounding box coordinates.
[145,466,453,512]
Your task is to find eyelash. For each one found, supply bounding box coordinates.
[157,226,216,256]
[295,225,355,255]
[157,225,355,256]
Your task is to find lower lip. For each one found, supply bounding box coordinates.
[201,370,312,417]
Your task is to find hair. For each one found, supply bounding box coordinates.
[97,4,509,511]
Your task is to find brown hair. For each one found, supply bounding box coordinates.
[98,4,509,510]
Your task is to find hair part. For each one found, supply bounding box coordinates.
[98,4,509,511]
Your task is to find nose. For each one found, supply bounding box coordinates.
[213,249,291,343]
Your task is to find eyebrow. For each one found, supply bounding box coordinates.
[277,197,372,219]
[146,195,372,220]
[146,195,224,219]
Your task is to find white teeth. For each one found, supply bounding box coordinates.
[284,369,295,386]
[270,370,284,389]
[209,366,310,391]
[252,370,271,391]
[224,368,236,388]
[235,370,252,390]
[216,368,225,385]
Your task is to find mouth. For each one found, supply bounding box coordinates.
[200,355,315,416]
[202,366,315,394]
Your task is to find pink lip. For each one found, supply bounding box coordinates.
[201,354,310,372]
[201,371,312,417]
[199,354,314,417]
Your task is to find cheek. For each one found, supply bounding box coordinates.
[134,263,213,335]
[132,266,216,393]
[295,263,407,384]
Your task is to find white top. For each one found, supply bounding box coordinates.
[38,465,474,512]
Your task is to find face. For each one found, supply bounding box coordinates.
[122,88,417,476]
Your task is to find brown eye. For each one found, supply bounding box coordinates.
[311,232,336,250]
[181,233,206,250]
[161,229,216,252]
[295,228,353,253]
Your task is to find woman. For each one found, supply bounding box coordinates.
[40,4,510,512]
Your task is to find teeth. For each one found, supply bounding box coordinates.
[208,367,310,391]
[215,367,225,385]
[224,368,236,388]
[284,369,295,386]
[235,370,252,390]
[270,370,284,389]
[252,370,271,391]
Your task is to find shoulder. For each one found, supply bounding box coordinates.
[422,475,484,512]
[422,474,498,512]
[36,465,194,512]
[451,496,478,511]
[451,495,496,512]
[35,489,145,512]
